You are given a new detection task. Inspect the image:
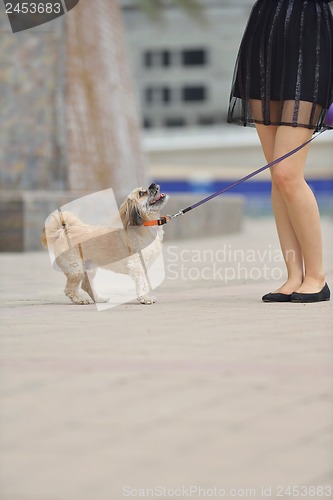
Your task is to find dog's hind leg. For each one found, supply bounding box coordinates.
[64,273,90,305]
[81,270,108,303]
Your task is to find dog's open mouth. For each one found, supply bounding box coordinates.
[149,193,166,205]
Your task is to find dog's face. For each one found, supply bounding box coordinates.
[120,183,169,226]
[134,183,168,213]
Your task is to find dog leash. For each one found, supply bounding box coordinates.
[144,104,333,227]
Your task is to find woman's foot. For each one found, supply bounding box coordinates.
[262,278,302,303]
[291,283,330,303]
[262,292,292,302]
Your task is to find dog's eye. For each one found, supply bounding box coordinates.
[139,190,146,197]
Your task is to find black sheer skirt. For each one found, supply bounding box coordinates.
[228,0,333,131]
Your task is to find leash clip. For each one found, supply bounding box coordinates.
[168,210,184,219]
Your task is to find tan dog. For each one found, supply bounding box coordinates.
[42,183,168,305]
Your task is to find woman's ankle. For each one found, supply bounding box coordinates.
[274,278,303,294]
[295,275,326,293]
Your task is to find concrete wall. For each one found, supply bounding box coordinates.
[163,194,244,242]
[0,15,67,190]
[144,127,333,182]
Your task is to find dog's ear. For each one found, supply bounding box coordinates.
[129,201,143,226]
[119,198,144,227]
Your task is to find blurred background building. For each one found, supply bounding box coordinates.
[121,0,254,130]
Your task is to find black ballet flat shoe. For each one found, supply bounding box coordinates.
[262,292,292,303]
[290,283,330,303]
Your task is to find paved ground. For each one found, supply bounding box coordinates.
[0,217,332,500]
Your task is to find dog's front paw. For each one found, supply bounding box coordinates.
[70,295,90,305]
[76,299,91,305]
[138,295,156,305]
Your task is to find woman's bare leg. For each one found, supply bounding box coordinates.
[271,126,325,293]
[255,124,304,294]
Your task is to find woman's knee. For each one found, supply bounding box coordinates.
[271,165,302,197]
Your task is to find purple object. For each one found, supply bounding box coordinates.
[325,103,333,128]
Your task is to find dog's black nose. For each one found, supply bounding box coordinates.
[149,182,158,191]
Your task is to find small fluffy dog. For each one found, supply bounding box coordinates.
[42,183,168,305]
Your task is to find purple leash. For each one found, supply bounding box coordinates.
[167,103,333,221]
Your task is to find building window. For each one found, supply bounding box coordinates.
[165,118,186,128]
[143,117,153,129]
[145,87,171,105]
[162,50,170,67]
[144,48,208,68]
[144,50,171,68]
[182,86,207,102]
[182,49,207,66]
[144,51,152,67]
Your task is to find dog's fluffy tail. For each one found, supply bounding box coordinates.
[42,211,112,260]
[41,211,85,252]
[41,227,48,249]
